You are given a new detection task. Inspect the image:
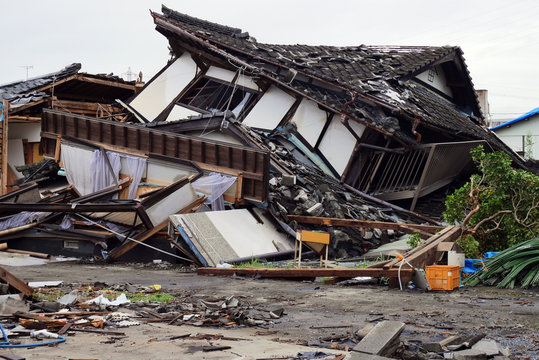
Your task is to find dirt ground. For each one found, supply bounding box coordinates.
[1,261,538,360]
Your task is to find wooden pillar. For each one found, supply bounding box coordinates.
[0,100,8,195]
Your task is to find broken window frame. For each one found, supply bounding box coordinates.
[176,76,259,119]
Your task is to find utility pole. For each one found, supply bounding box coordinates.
[20,65,33,81]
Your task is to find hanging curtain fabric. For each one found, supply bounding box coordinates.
[192,172,236,211]
[61,143,94,195]
[90,150,121,193]
[125,155,146,199]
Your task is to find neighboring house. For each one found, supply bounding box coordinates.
[0,64,137,188]
[491,108,539,160]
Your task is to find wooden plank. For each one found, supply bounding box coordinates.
[299,230,330,245]
[382,226,456,269]
[384,226,461,270]
[0,266,33,296]
[7,115,42,122]
[288,215,443,233]
[197,267,414,281]
[54,136,62,162]
[5,249,49,259]
[0,202,140,214]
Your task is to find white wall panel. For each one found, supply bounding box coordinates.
[242,86,295,130]
[8,123,41,142]
[206,66,259,91]
[291,99,327,147]
[7,139,25,179]
[165,104,200,122]
[317,114,358,175]
[129,53,198,121]
[205,66,235,83]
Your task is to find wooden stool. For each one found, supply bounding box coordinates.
[294,230,330,268]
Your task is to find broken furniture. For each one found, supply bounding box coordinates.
[294,230,330,269]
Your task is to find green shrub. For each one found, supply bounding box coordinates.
[444,146,539,254]
[406,233,422,248]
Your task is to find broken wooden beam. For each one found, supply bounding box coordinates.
[287,215,444,234]
[197,267,414,284]
[0,266,33,296]
[382,226,461,269]
[0,202,140,214]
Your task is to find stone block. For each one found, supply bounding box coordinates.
[352,320,405,356]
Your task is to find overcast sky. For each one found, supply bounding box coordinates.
[2,0,538,122]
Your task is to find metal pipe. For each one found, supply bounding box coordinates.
[342,183,441,225]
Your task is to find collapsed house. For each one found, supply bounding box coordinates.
[0,7,525,264]
[0,63,138,190]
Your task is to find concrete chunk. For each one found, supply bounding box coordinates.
[451,348,489,360]
[471,339,502,356]
[348,353,392,360]
[353,320,405,356]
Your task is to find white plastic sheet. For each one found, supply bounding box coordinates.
[192,172,236,211]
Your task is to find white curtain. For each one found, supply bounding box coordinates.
[90,150,121,193]
[61,144,94,195]
[126,156,146,199]
[192,172,236,211]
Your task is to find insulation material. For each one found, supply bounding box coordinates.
[165,104,200,122]
[61,143,94,195]
[242,86,295,130]
[129,53,198,121]
[291,99,327,147]
[171,209,294,266]
[317,115,363,175]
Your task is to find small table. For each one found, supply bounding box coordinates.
[294,230,330,268]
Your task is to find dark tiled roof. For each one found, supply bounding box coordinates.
[0,63,81,102]
[154,7,524,166]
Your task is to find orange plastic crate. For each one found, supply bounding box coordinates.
[426,265,460,291]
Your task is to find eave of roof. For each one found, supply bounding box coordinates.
[491,107,539,130]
